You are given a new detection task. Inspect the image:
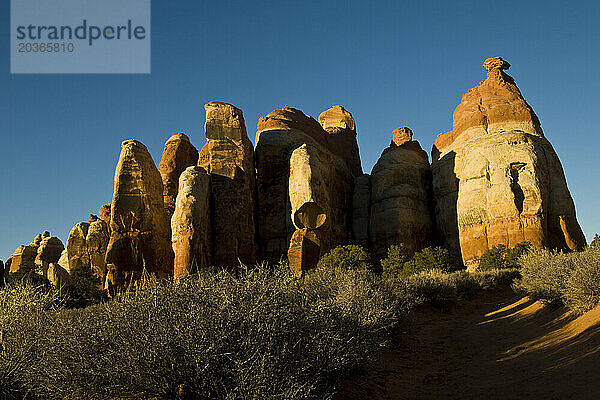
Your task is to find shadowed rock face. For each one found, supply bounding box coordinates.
[158,133,199,222]
[432,57,586,268]
[352,174,371,247]
[370,129,435,259]
[198,101,257,268]
[35,236,65,277]
[47,263,70,287]
[36,236,64,265]
[105,140,174,285]
[172,166,211,278]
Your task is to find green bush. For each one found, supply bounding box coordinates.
[317,245,373,272]
[478,242,531,271]
[381,244,410,279]
[403,246,453,276]
[514,248,573,305]
[61,266,107,308]
[563,246,600,314]
[0,264,398,400]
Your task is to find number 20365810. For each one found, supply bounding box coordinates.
[18,42,74,53]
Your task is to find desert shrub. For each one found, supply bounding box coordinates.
[400,269,458,308]
[4,263,51,289]
[471,268,521,289]
[478,242,531,271]
[381,244,410,279]
[317,245,373,272]
[563,246,600,314]
[0,263,398,400]
[514,248,574,305]
[0,283,59,399]
[61,266,107,308]
[390,268,519,310]
[403,246,453,276]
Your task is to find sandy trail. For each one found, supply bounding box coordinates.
[336,288,600,400]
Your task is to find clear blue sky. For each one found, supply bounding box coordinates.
[2,0,599,260]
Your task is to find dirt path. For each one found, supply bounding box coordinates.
[336,288,600,400]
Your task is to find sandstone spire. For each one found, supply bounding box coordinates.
[158,133,199,222]
[370,128,434,259]
[432,57,586,268]
[172,166,211,277]
[105,139,174,286]
[198,101,257,268]
[256,105,361,275]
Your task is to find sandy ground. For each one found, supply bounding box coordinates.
[336,288,600,400]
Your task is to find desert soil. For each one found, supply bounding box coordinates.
[336,288,600,400]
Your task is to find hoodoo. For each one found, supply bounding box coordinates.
[198,101,257,268]
[105,140,173,286]
[255,105,362,275]
[370,127,435,259]
[431,57,586,268]
[158,133,199,222]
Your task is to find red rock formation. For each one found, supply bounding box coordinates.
[256,105,362,275]
[198,101,257,268]
[7,244,38,273]
[98,202,112,227]
[432,57,586,268]
[105,140,174,286]
[370,128,435,259]
[158,133,199,222]
[172,166,211,278]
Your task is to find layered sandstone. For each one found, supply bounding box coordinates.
[431,57,586,267]
[370,128,435,259]
[198,101,257,268]
[172,166,211,277]
[158,133,199,221]
[105,139,174,285]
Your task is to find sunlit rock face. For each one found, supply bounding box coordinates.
[432,57,586,268]
[158,133,199,222]
[105,139,173,286]
[171,166,211,278]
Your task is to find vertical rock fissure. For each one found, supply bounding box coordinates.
[509,162,525,214]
